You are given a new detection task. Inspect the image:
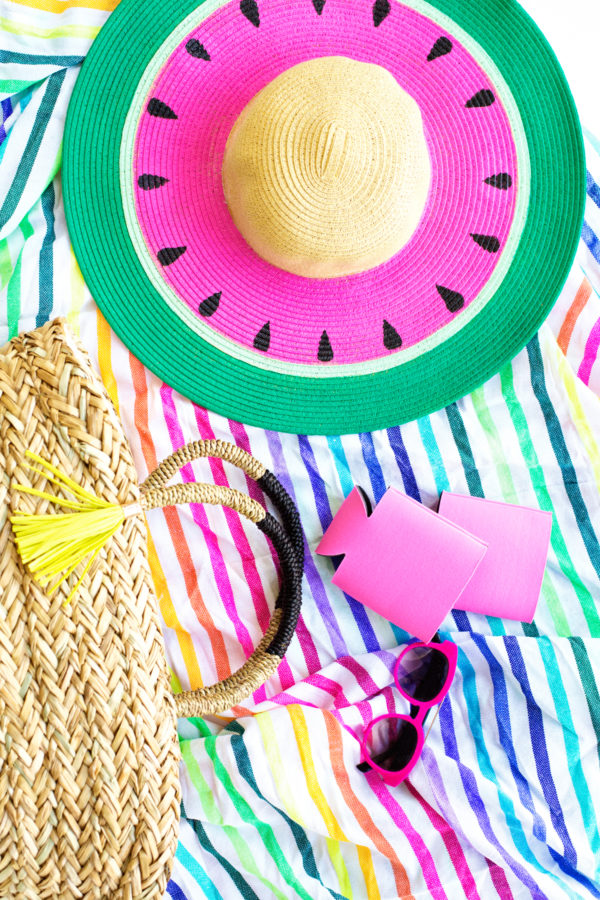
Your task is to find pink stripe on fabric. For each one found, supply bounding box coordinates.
[405,782,484,900]
[368,776,451,900]
[160,385,255,658]
[577,317,600,385]
[486,859,516,900]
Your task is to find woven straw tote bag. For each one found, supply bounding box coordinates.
[0,318,303,899]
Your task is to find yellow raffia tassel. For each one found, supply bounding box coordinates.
[10,450,132,605]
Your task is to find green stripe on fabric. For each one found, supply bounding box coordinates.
[445,399,506,636]
[536,637,600,854]
[0,67,65,230]
[6,252,21,339]
[528,337,600,599]
[0,49,83,66]
[469,384,569,634]
[500,360,598,635]
[445,402,485,497]
[569,638,600,763]
[0,237,12,290]
[0,79,35,93]
[180,737,314,900]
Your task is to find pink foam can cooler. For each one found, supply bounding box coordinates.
[437,492,553,621]
[316,487,487,641]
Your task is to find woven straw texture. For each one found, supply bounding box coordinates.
[222,56,430,278]
[0,319,180,900]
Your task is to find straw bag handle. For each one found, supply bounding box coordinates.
[139,440,304,715]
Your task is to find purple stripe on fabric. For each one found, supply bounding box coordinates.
[386,427,421,500]
[297,434,380,651]
[420,747,516,900]
[192,409,277,704]
[0,97,12,145]
[404,781,484,900]
[264,430,348,660]
[436,702,549,899]
[577,317,600,385]
[160,387,254,656]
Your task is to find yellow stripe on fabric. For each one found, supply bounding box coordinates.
[257,711,306,826]
[552,335,600,487]
[8,0,117,11]
[0,15,102,38]
[95,309,203,690]
[287,705,353,899]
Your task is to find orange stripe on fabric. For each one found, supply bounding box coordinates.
[557,277,593,356]
[323,714,415,900]
[95,312,202,688]
[129,352,232,686]
[8,0,118,11]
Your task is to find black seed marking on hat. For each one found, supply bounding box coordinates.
[147,98,178,119]
[312,0,326,13]
[318,331,334,362]
[186,39,211,60]
[465,89,495,108]
[437,285,464,313]
[157,246,186,266]
[373,0,390,26]
[484,173,512,190]
[138,174,169,191]
[254,321,271,351]
[198,292,221,316]
[383,320,402,350]
[241,0,260,27]
[427,36,452,61]
[470,233,501,253]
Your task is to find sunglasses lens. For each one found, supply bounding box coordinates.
[396,646,449,703]
[364,717,419,772]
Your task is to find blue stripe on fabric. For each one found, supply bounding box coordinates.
[502,639,582,875]
[229,731,347,900]
[174,841,224,900]
[166,880,190,900]
[326,435,354,497]
[298,434,379,652]
[470,634,547,845]
[451,631,576,896]
[0,97,12,145]
[184,816,259,900]
[386,426,421,500]
[581,221,600,264]
[37,181,55,326]
[417,416,451,494]
[0,68,65,229]
[358,432,387,502]
[527,336,600,585]
[438,691,549,900]
[586,171,600,209]
[0,49,83,66]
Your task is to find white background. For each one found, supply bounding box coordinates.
[518,0,600,132]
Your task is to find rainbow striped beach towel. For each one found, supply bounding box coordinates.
[2,2,600,897]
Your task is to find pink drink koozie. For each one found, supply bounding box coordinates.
[317,487,487,641]
[438,492,552,621]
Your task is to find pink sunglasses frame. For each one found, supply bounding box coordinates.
[359,638,458,786]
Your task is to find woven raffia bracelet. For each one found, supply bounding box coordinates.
[0,318,304,899]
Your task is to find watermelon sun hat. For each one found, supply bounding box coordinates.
[63,0,585,435]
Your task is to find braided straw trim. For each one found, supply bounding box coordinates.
[140,482,266,524]
[174,608,283,716]
[142,439,266,490]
